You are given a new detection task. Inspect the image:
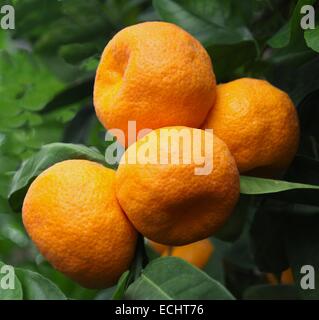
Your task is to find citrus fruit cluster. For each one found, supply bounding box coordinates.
[22,22,299,289]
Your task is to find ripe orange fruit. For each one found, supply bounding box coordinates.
[116,127,240,245]
[22,160,137,289]
[281,268,294,284]
[266,268,294,285]
[94,21,216,147]
[203,78,300,176]
[162,239,214,269]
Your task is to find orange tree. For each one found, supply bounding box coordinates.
[0,0,319,300]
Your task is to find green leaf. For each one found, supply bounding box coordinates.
[0,133,5,146]
[0,46,80,174]
[34,261,97,300]
[0,173,13,199]
[0,155,20,174]
[0,50,64,113]
[62,106,95,144]
[0,213,29,247]
[208,41,257,81]
[105,0,151,27]
[153,0,254,47]
[59,42,99,65]
[0,261,23,300]
[225,228,256,271]
[267,45,316,68]
[153,0,258,80]
[8,143,106,212]
[110,235,149,301]
[116,234,149,300]
[0,196,12,213]
[204,238,230,284]
[94,287,116,300]
[40,78,94,114]
[271,57,319,106]
[243,284,300,300]
[305,26,319,53]
[15,268,67,300]
[127,235,148,283]
[34,0,111,53]
[240,176,319,195]
[81,55,100,72]
[265,2,319,106]
[268,23,291,48]
[112,271,130,300]
[0,30,9,49]
[125,257,235,300]
[241,175,319,207]
[13,0,62,41]
[268,0,316,48]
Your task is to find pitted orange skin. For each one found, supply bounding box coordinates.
[116,127,240,246]
[22,160,137,289]
[94,22,216,147]
[203,78,300,177]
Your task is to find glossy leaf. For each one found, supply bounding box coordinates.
[240,176,319,194]
[268,23,291,48]
[40,78,94,114]
[0,51,64,113]
[125,257,235,300]
[153,0,254,47]
[305,26,319,53]
[153,0,259,81]
[268,0,316,48]
[15,268,67,300]
[0,261,23,300]
[124,234,149,293]
[112,271,130,300]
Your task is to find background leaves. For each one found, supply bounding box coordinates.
[0,260,66,300]
[15,268,67,300]
[153,0,257,80]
